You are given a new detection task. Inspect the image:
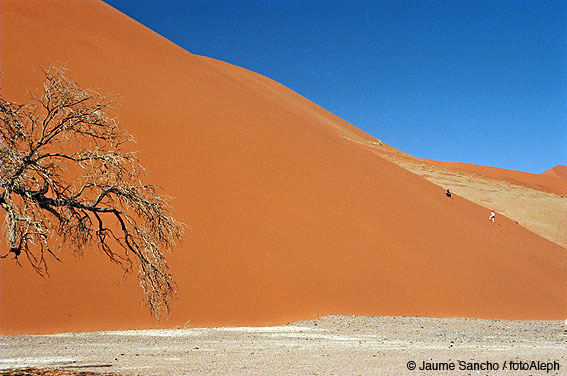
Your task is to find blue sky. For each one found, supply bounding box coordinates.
[104,0,566,174]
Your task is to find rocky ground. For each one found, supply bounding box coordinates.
[0,369,123,376]
[2,316,566,375]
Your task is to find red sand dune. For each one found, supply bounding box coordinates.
[541,165,567,180]
[1,0,566,334]
[426,160,567,197]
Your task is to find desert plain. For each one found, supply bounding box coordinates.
[2,316,566,376]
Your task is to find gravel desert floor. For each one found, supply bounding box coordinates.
[2,316,566,376]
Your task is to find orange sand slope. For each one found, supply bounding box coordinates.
[426,161,567,197]
[541,165,567,180]
[1,0,566,335]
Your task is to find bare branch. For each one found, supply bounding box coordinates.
[0,66,183,318]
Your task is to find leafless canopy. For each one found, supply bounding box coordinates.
[0,67,182,317]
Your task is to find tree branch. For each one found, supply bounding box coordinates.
[1,66,183,318]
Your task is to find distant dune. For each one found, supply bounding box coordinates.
[541,165,567,180]
[423,161,567,197]
[1,0,566,334]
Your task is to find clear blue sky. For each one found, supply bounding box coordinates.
[104,0,566,174]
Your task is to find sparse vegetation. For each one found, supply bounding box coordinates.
[0,66,182,317]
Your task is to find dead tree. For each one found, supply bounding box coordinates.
[0,67,182,317]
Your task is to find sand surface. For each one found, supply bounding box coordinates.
[541,165,567,180]
[414,169,567,248]
[2,316,566,376]
[379,153,567,248]
[339,136,567,249]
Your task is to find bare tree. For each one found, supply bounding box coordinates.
[0,66,182,317]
